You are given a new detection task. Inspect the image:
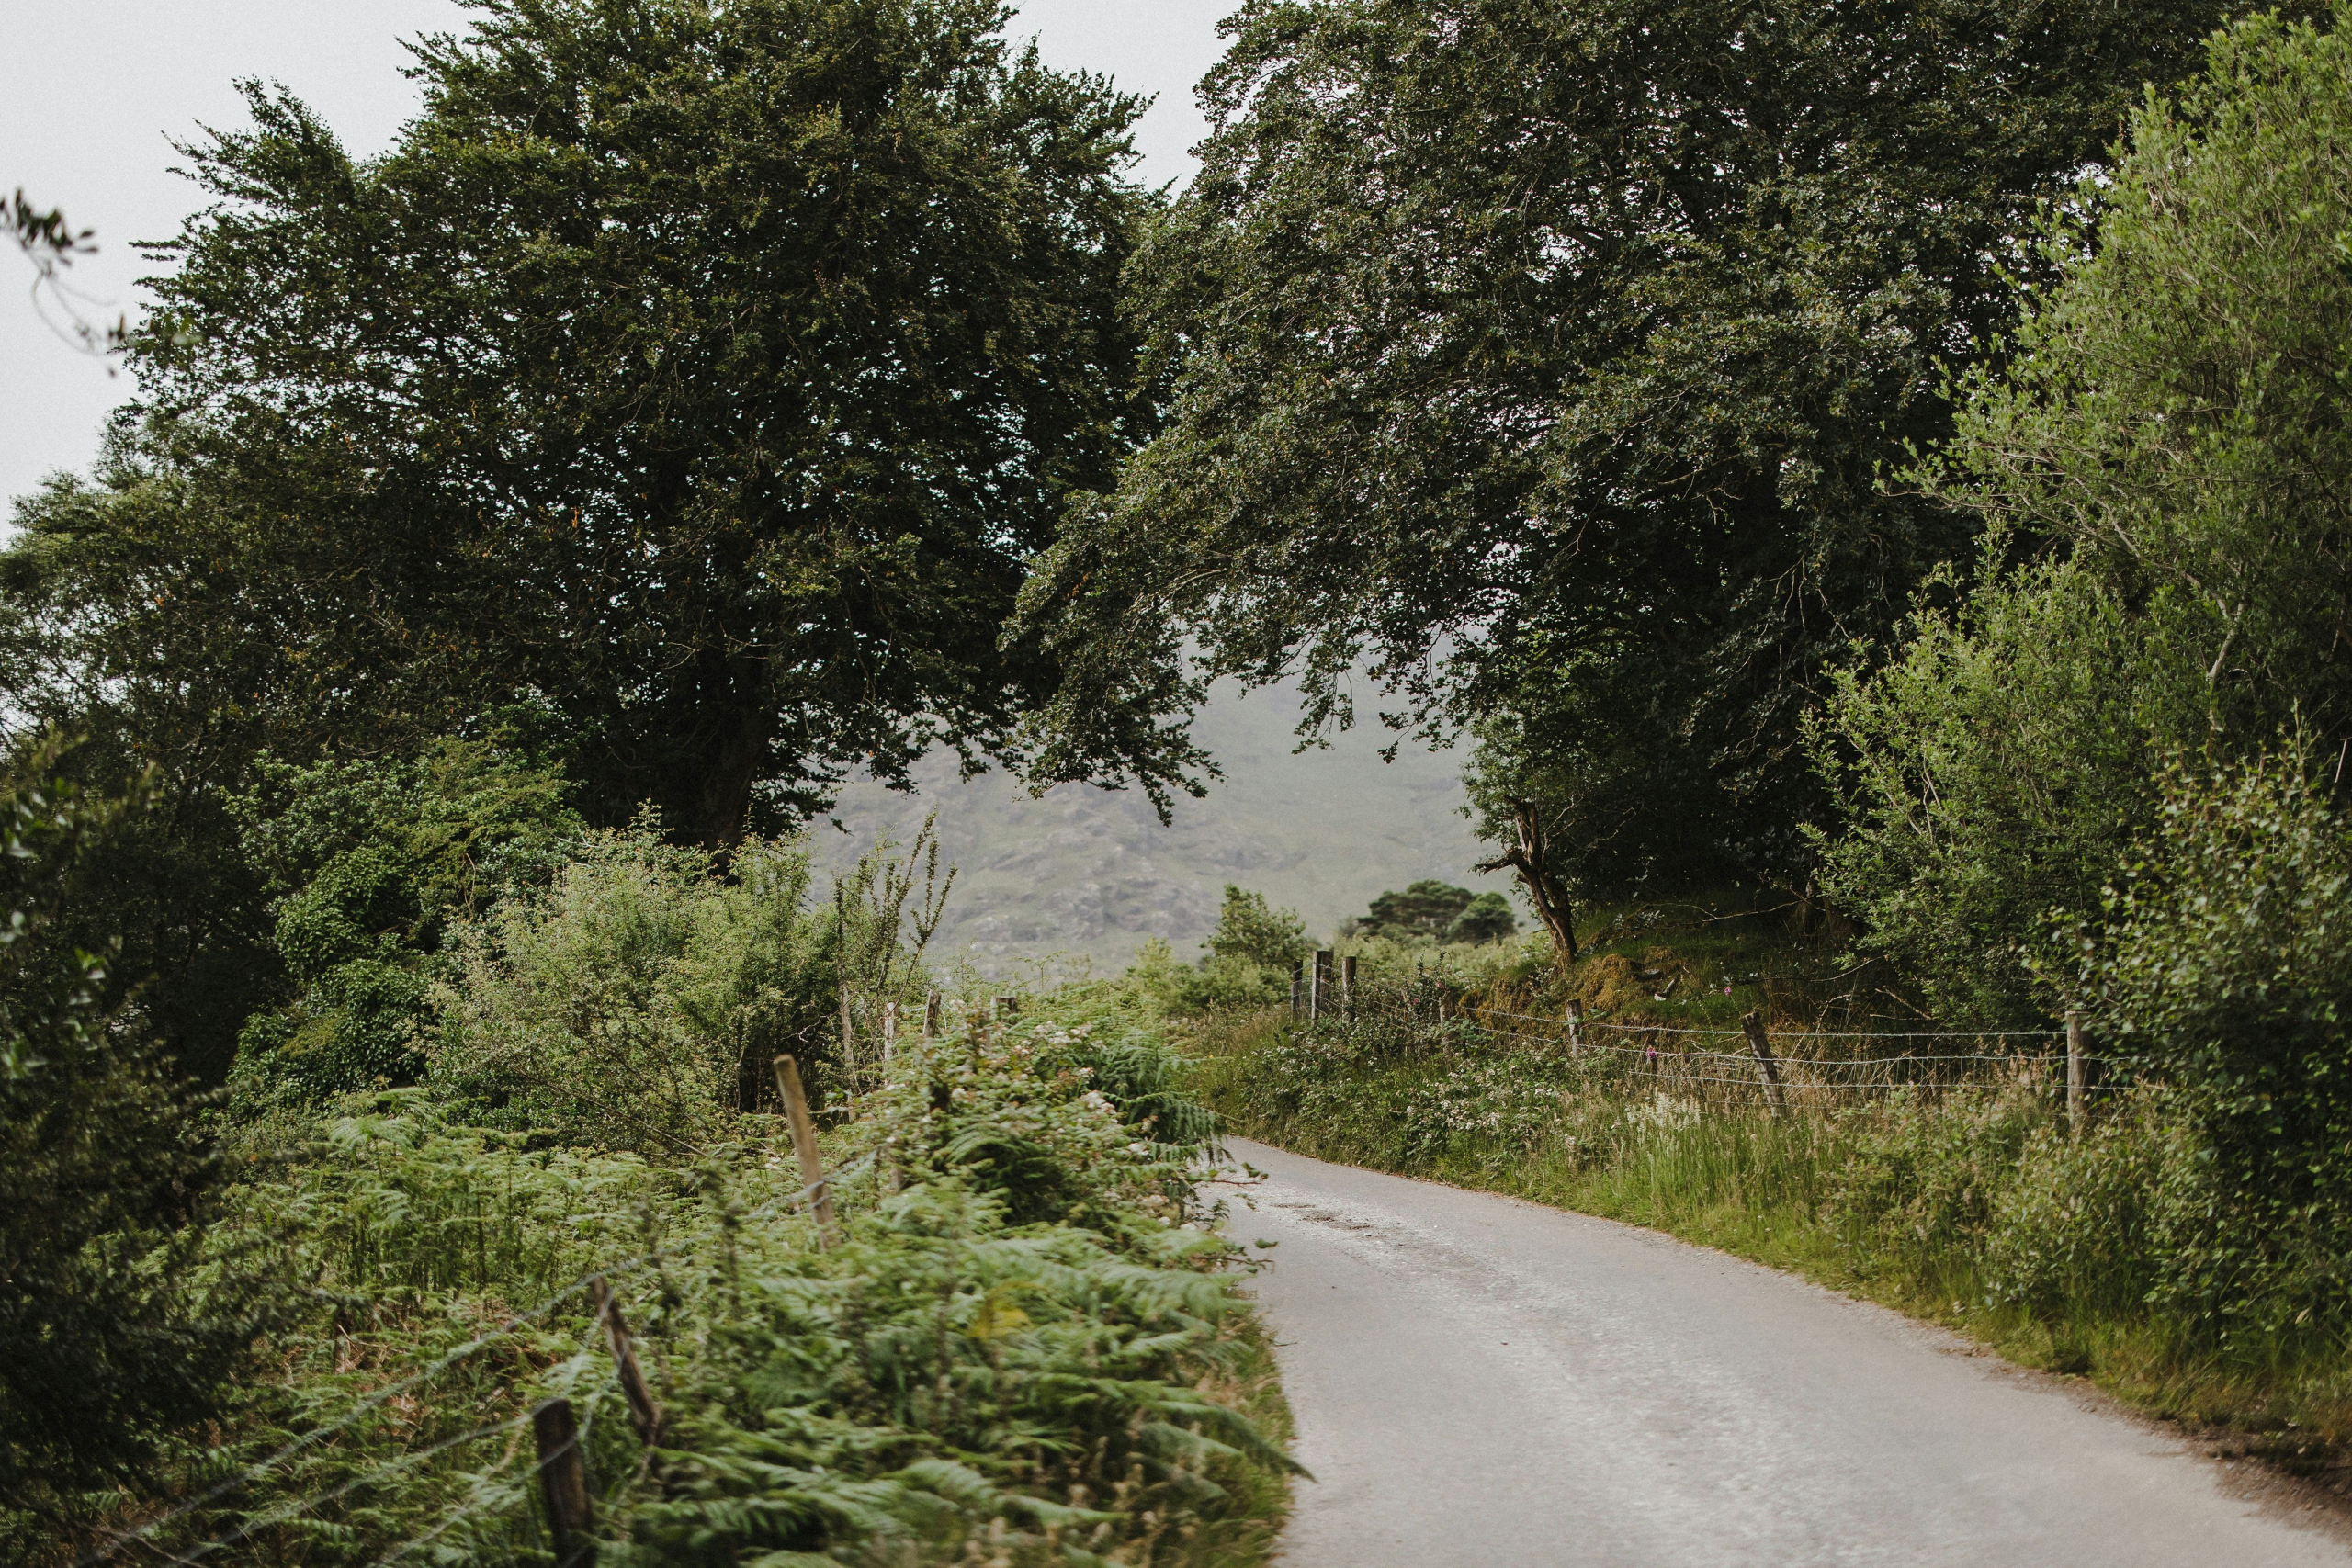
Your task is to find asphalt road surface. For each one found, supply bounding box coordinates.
[1215,1138,2349,1567]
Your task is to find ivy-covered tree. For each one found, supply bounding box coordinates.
[1019,0,2262,889]
[64,0,1155,849]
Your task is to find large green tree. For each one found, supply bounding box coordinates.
[77,0,1154,847]
[1820,4,2352,1021]
[1019,0,2254,894]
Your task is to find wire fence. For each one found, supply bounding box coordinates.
[1276,959,2109,1115]
[1450,1007,2103,1112]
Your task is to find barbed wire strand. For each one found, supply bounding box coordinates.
[157,1411,539,1566]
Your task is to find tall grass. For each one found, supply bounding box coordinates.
[1187,1005,2352,1471]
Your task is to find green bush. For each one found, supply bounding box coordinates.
[430,828,837,1156]
[1132,888,1314,1016]
[229,740,586,1108]
[1351,880,1475,942]
[1203,886,1311,971]
[2071,760,2352,1334]
[1980,1102,2172,1320]
[1448,892,1518,944]
[1826,1089,2042,1280]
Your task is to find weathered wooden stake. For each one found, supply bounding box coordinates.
[993,994,1019,1021]
[2066,1009,2086,1134]
[1565,998,1585,1055]
[770,1054,838,1247]
[1741,1010,1790,1119]
[1340,954,1357,1019]
[532,1396,596,1568]
[1310,950,1333,1021]
[588,1276,662,1447]
[881,999,899,1062]
[923,989,942,1042]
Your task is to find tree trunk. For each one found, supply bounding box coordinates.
[685,703,769,851]
[650,666,772,851]
[1476,799,1579,967]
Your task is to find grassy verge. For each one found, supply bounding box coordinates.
[1185,1004,2352,1487]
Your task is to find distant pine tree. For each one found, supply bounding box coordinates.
[1357,881,1475,942]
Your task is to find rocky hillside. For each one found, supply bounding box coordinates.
[815,683,1513,973]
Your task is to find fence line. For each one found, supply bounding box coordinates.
[164,1412,539,1565]
[1473,1007,2065,1043]
[1474,1027,2047,1066]
[1436,1016,2114,1107]
[1480,1032,2086,1072]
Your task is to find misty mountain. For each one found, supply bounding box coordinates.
[813,684,1513,975]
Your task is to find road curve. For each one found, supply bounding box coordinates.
[1214,1138,2348,1568]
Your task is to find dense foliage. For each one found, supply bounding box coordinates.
[2069,761,2352,1333]
[1131,887,1312,1016]
[14,844,1288,1566]
[2,0,1167,1074]
[1821,6,2352,1019]
[0,750,270,1516]
[428,824,920,1153]
[1018,0,2254,889]
[1345,881,1515,945]
[93,0,1159,848]
[229,739,587,1108]
[1202,886,1311,974]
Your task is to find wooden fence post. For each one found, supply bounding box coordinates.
[881,1000,899,1062]
[1310,950,1333,1021]
[533,1397,596,1568]
[770,1054,838,1247]
[993,994,1018,1021]
[588,1277,662,1447]
[1340,954,1357,1019]
[1565,998,1585,1055]
[1741,1010,1790,1120]
[2066,1009,2085,1134]
[924,990,942,1042]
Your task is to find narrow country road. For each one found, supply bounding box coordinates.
[1214,1138,2350,1568]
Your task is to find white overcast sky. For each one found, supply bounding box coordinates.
[0,0,1233,511]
